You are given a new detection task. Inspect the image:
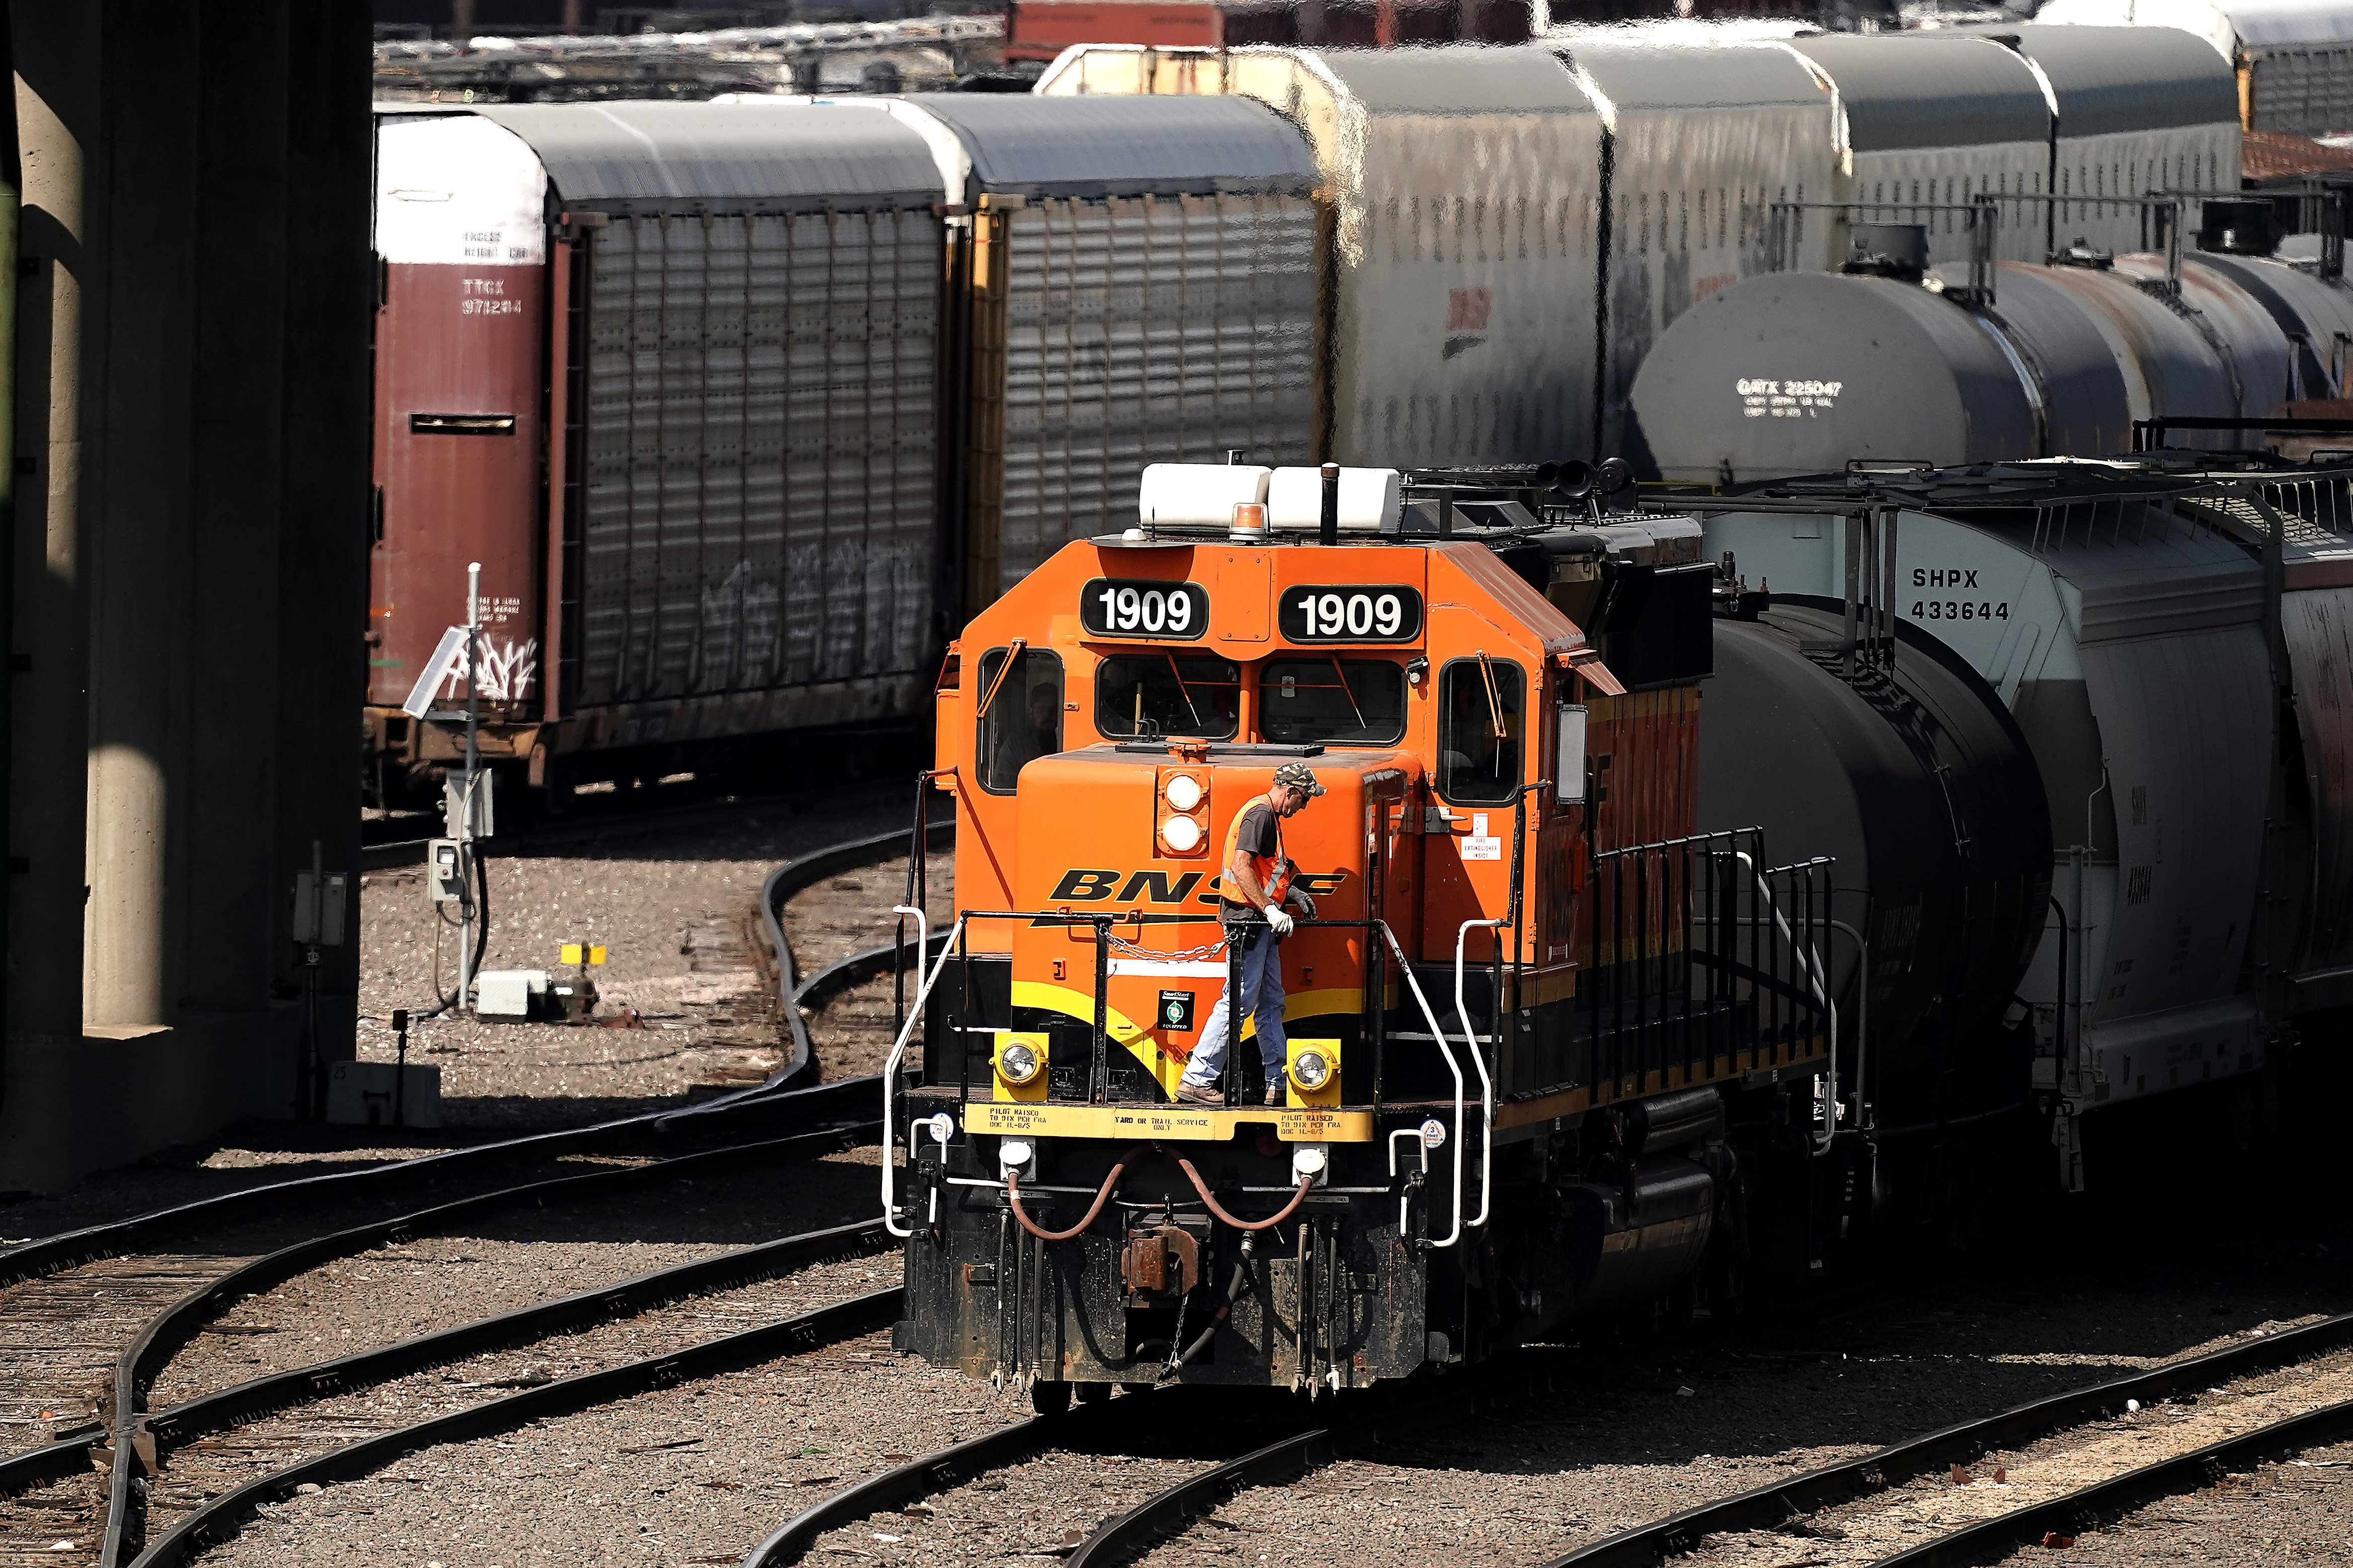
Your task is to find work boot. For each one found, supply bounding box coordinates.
[1263,1082,1285,1106]
[1176,1081,1222,1105]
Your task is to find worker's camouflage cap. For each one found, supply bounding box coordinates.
[1272,762,1326,796]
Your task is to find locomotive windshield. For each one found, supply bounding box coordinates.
[1258,658,1407,746]
[1438,657,1525,803]
[1096,654,1241,740]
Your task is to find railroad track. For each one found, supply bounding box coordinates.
[0,820,928,1566]
[741,1386,1320,1568]
[110,1231,901,1567]
[0,1122,886,1565]
[1543,1308,2353,1568]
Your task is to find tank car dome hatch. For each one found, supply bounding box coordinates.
[2199,198,2284,257]
[1843,224,1932,282]
[1701,606,2051,1127]
[1697,493,2274,1112]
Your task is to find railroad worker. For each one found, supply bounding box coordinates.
[1026,684,1061,761]
[1176,762,1325,1106]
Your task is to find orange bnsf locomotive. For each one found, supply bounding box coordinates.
[881,462,1844,1406]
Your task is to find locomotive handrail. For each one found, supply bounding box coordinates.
[1452,917,1501,1232]
[1737,853,1838,1149]
[891,904,1465,1242]
[1377,919,1468,1249]
[881,908,965,1240]
[1386,1127,1430,1236]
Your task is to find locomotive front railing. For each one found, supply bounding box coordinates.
[876,901,1477,1249]
[880,907,968,1239]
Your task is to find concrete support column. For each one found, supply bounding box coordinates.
[270,0,370,1073]
[183,0,290,1017]
[10,7,98,1046]
[4,1,370,1189]
[81,1,198,1033]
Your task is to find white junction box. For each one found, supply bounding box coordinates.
[474,968,550,1021]
[326,1061,443,1128]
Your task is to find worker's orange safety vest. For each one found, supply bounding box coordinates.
[1219,802,1292,912]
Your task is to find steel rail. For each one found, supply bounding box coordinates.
[0,1132,881,1504]
[126,1287,905,1568]
[1867,1392,2353,1566]
[1541,1308,2353,1568]
[0,1218,891,1504]
[740,1412,1073,1566]
[0,815,943,1289]
[756,819,953,1087]
[792,929,949,1011]
[1064,1362,1588,1567]
[739,1389,1266,1567]
[0,1074,873,1291]
[91,1126,878,1565]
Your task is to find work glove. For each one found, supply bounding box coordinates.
[1266,907,1296,939]
[1292,888,1318,920]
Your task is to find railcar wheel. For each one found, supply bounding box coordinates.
[1031,1380,1073,1417]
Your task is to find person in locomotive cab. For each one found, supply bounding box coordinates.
[1025,684,1060,761]
[1176,763,1326,1106]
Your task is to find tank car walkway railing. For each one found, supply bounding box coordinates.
[1585,829,1835,1101]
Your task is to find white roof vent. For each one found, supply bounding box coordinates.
[1139,463,1271,527]
[1268,466,1402,533]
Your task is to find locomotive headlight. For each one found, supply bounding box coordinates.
[1289,1050,1331,1090]
[1164,773,1204,811]
[1162,814,1203,853]
[997,1041,1041,1084]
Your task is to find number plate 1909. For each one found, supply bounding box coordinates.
[1278,584,1423,643]
[1079,579,1210,639]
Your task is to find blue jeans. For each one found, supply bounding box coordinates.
[1181,927,1284,1090]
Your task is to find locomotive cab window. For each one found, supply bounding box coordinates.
[1259,659,1406,746]
[1097,654,1240,741]
[1438,657,1524,804]
[976,646,1065,794]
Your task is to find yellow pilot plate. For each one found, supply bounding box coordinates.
[961,1101,1374,1143]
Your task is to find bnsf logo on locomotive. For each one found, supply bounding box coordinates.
[1049,869,1351,904]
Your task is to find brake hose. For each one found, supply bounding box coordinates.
[1009,1147,1315,1240]
[1163,1237,1252,1379]
[1174,1154,1315,1231]
[1006,1145,1150,1242]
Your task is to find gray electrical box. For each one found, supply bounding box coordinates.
[428,839,465,903]
[326,1060,442,1128]
[291,869,348,946]
[444,767,494,841]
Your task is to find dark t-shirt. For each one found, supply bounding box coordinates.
[1219,801,1283,925]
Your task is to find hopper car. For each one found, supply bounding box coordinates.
[880,450,2353,1403]
[369,26,2257,800]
